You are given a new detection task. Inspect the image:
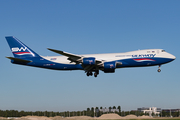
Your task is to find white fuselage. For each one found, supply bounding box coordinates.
[42,49,176,65]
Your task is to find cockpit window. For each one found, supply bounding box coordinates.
[162,50,165,52]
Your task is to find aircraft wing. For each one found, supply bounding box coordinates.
[47,48,82,59]
[47,48,103,65]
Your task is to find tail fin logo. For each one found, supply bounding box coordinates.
[12,47,33,56]
[12,47,27,52]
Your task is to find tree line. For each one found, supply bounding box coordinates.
[0,106,179,117]
[0,106,120,117]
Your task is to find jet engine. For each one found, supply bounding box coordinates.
[103,61,116,73]
[83,57,96,65]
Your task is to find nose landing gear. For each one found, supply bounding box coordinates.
[157,65,161,72]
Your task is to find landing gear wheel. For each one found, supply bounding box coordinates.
[89,72,93,76]
[86,73,89,76]
[86,72,90,76]
[157,65,161,73]
[86,71,93,76]
[157,69,161,72]
[86,70,99,77]
[94,73,97,77]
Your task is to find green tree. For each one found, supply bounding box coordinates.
[109,107,112,113]
[95,107,99,117]
[87,108,90,116]
[130,110,136,115]
[91,107,94,117]
[152,112,155,117]
[117,106,121,116]
[121,111,125,117]
[99,107,103,116]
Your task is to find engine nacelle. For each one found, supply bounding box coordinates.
[103,61,116,73]
[83,57,96,65]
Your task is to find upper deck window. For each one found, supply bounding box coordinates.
[162,50,165,52]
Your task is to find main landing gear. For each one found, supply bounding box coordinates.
[157,65,161,72]
[86,71,93,76]
[86,70,99,77]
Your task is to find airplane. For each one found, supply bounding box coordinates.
[5,36,176,77]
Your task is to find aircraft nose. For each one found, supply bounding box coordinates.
[170,54,176,60]
[173,55,176,60]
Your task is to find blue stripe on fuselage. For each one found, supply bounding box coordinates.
[116,57,175,68]
[11,57,84,70]
[11,57,174,70]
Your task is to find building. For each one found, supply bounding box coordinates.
[137,107,161,116]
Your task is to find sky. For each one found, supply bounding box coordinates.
[0,0,180,112]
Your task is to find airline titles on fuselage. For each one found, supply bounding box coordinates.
[116,54,156,58]
[132,54,156,58]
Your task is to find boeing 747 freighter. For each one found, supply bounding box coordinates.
[6,36,176,77]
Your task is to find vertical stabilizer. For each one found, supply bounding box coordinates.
[5,36,40,58]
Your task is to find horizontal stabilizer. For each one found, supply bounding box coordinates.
[6,57,32,63]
